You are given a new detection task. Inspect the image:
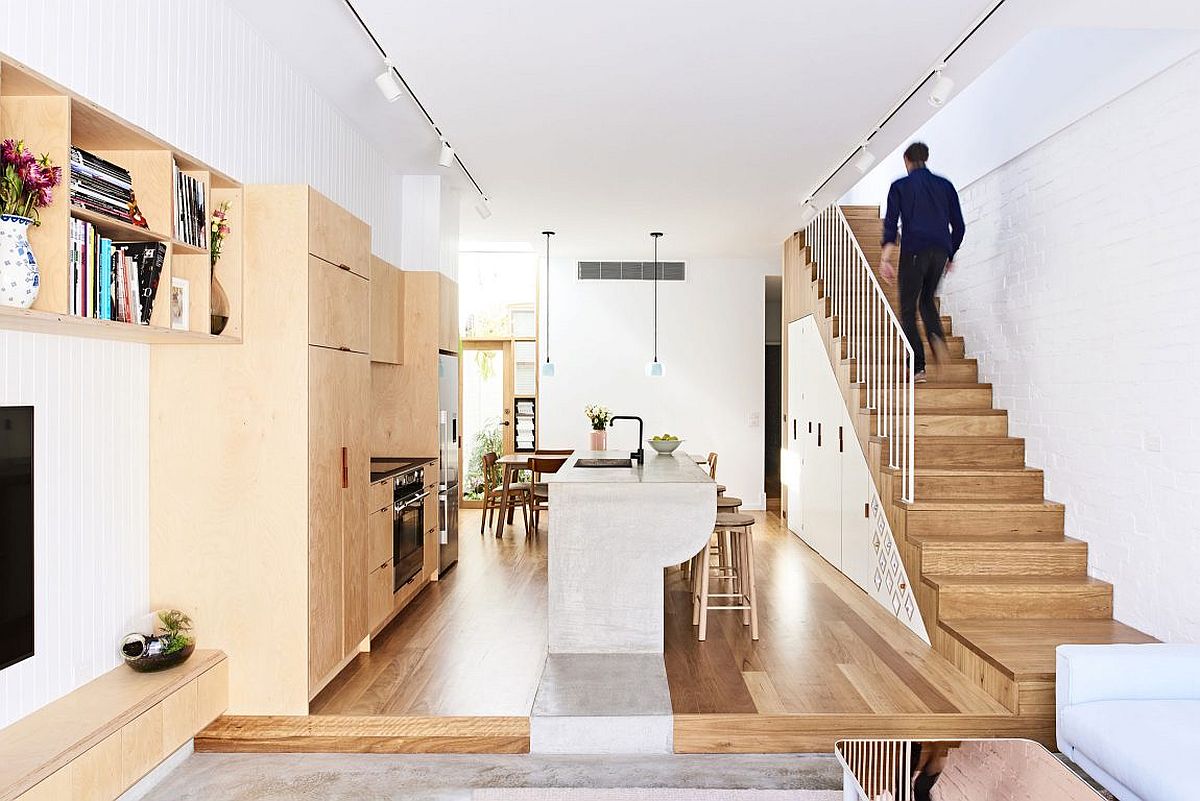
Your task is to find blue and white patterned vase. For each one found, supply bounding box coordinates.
[0,214,40,309]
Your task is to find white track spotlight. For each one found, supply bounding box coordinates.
[854,146,876,173]
[438,138,455,168]
[798,201,818,228]
[374,58,403,102]
[474,196,492,219]
[928,71,955,108]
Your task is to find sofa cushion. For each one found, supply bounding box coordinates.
[1061,699,1200,801]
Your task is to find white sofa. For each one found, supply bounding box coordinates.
[1057,644,1200,801]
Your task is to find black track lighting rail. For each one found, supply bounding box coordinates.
[341,0,488,200]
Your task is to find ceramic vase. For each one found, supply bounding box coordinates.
[0,214,40,309]
[210,268,230,335]
[589,429,607,451]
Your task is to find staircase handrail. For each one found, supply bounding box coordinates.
[804,205,915,503]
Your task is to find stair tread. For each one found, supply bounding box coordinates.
[902,499,1064,512]
[909,533,1083,546]
[913,467,1042,476]
[940,618,1157,679]
[912,383,991,390]
[925,574,1110,589]
[902,435,1023,444]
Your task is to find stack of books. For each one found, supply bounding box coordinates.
[69,218,167,324]
[173,161,207,249]
[69,147,133,222]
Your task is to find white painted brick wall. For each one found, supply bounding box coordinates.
[942,52,1200,643]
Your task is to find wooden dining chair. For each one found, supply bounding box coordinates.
[528,456,569,533]
[481,452,528,535]
[707,451,726,495]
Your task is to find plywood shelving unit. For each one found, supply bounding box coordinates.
[0,54,242,343]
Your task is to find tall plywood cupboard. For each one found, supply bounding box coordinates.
[149,185,372,714]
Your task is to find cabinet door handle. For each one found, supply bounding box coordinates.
[338,262,351,272]
[839,425,844,453]
[792,419,796,440]
[817,422,822,447]
[341,447,349,489]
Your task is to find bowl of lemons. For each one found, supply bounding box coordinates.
[648,433,684,455]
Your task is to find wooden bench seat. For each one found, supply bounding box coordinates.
[0,650,227,801]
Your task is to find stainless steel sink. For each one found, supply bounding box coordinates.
[575,458,633,468]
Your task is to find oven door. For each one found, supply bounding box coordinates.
[393,491,427,591]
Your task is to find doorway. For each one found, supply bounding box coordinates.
[764,276,783,510]
[460,340,513,506]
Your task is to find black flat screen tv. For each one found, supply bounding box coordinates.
[0,406,33,671]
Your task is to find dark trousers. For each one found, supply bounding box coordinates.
[898,247,948,373]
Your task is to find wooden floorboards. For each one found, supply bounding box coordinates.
[210,509,1045,754]
[309,518,547,717]
[195,715,529,753]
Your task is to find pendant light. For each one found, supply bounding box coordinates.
[645,232,665,377]
[541,231,556,378]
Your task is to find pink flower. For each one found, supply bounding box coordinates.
[36,186,53,207]
[219,224,230,235]
[0,139,16,164]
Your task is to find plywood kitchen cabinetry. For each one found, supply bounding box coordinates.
[371,270,457,457]
[370,256,405,364]
[365,459,440,637]
[438,273,459,353]
[150,185,373,714]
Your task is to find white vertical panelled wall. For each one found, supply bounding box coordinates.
[0,334,149,728]
[538,256,775,508]
[0,0,406,726]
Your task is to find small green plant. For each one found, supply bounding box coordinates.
[157,609,194,655]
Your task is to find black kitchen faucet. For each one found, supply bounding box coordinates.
[608,415,645,465]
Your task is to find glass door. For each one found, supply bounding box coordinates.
[460,340,513,505]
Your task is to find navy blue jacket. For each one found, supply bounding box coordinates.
[882,167,965,259]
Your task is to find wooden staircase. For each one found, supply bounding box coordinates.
[803,205,1155,741]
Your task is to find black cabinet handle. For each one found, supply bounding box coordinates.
[817,422,822,447]
[839,425,844,453]
[792,419,796,440]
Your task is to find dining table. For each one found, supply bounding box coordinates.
[493,451,572,536]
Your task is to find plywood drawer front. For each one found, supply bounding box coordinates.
[120,704,164,790]
[161,682,199,754]
[368,562,394,631]
[369,507,392,570]
[196,660,229,730]
[70,731,123,801]
[309,188,371,278]
[16,768,69,800]
[309,255,369,352]
[370,478,392,513]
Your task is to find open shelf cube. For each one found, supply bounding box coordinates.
[0,54,243,343]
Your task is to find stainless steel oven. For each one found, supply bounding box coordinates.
[393,466,427,592]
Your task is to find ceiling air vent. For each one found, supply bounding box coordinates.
[577,261,686,281]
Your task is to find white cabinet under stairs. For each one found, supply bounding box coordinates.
[786,314,927,640]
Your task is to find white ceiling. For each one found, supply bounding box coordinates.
[228,1,1008,257]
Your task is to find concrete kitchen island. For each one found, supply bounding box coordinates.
[532,450,716,753]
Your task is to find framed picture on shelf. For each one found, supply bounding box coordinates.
[170,277,190,331]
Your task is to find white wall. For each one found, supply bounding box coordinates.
[0,334,148,728]
[0,0,408,726]
[538,256,776,508]
[842,27,1200,209]
[940,51,1200,643]
[400,175,460,278]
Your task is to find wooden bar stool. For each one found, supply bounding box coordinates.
[690,512,759,641]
